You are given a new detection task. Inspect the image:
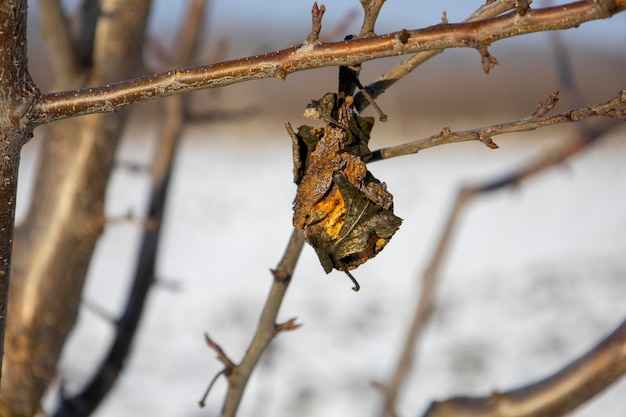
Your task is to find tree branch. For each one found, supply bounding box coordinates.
[220,228,305,417]
[369,90,626,162]
[354,0,520,112]
[30,0,625,126]
[376,93,624,417]
[422,315,626,417]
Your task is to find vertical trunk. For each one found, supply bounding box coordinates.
[1,1,151,416]
[0,0,38,389]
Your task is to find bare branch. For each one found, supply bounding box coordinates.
[359,0,386,37]
[370,90,626,162]
[376,99,624,417]
[220,228,305,417]
[30,0,626,126]
[422,315,626,417]
[204,333,236,370]
[354,0,519,112]
[307,2,326,44]
[476,42,499,75]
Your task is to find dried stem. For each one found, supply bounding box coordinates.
[220,228,305,417]
[422,315,626,417]
[30,0,626,125]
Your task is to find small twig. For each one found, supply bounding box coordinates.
[359,0,386,37]
[204,333,236,370]
[531,90,560,118]
[370,91,626,162]
[441,11,448,25]
[476,42,499,75]
[307,2,326,44]
[275,318,302,334]
[198,369,225,408]
[220,228,305,417]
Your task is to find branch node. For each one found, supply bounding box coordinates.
[440,127,452,136]
[275,317,302,334]
[476,43,499,75]
[531,91,560,118]
[275,66,287,81]
[515,0,532,16]
[479,134,499,149]
[398,29,410,44]
[441,11,449,24]
[204,332,236,371]
[271,268,292,283]
[307,2,326,44]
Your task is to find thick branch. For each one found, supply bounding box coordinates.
[0,0,38,394]
[422,315,626,417]
[30,0,625,125]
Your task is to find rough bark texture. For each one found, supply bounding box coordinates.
[0,0,38,389]
[0,1,151,416]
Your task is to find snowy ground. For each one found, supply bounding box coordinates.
[19,114,626,416]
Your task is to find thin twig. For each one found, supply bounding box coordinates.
[307,2,326,44]
[220,228,305,417]
[31,0,626,125]
[359,0,386,37]
[369,90,626,162]
[204,333,236,370]
[422,315,626,417]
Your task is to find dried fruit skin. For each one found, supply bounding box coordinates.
[289,93,402,274]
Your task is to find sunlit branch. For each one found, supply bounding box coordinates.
[30,0,625,126]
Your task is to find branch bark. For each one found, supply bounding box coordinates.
[30,0,626,125]
[2,1,151,415]
[0,0,38,392]
[422,316,626,417]
[369,90,626,162]
[220,228,305,417]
